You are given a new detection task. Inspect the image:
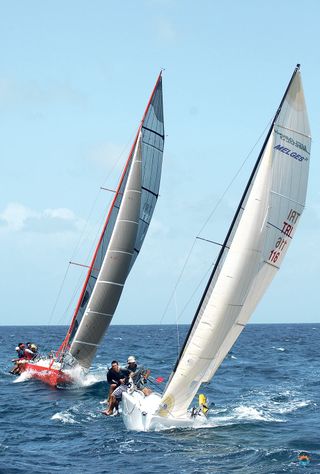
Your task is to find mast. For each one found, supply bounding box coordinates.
[172,64,301,374]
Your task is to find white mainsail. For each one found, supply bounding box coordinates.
[158,65,311,419]
[60,73,165,369]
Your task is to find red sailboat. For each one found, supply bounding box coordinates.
[18,72,165,386]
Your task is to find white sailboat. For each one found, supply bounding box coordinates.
[20,72,165,386]
[122,64,311,431]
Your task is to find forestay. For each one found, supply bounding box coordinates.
[62,74,164,369]
[158,66,311,419]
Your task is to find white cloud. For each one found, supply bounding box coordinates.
[0,202,36,231]
[0,77,86,109]
[44,208,75,221]
[0,202,82,234]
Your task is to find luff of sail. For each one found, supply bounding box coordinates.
[62,73,164,369]
[159,66,311,419]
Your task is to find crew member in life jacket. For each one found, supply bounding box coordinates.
[9,343,26,374]
[9,342,38,375]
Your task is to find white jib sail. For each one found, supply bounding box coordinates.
[158,69,311,419]
[69,134,143,368]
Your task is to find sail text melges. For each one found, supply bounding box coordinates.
[274,128,310,156]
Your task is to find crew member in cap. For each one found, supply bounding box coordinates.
[126,355,151,395]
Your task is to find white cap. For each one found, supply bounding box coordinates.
[15,347,20,351]
[127,355,136,363]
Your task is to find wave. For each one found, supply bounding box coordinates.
[57,365,106,389]
[209,387,313,427]
[13,371,33,383]
[51,411,79,424]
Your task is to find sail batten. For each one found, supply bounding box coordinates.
[159,66,311,419]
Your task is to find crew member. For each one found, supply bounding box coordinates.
[9,343,26,375]
[127,355,151,395]
[102,361,129,415]
[24,343,38,360]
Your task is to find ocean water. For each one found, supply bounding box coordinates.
[0,324,319,473]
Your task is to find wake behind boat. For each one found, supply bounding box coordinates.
[122,65,312,431]
[15,72,165,387]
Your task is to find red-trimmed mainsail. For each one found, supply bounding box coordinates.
[57,73,164,369]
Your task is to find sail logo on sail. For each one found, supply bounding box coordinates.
[274,129,310,155]
[273,144,307,162]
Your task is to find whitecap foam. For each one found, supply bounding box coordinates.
[210,405,283,426]
[51,411,79,424]
[61,365,106,388]
[13,371,32,383]
[272,399,311,414]
[233,405,266,420]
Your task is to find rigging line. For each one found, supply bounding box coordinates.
[68,133,134,268]
[46,186,107,327]
[47,262,72,326]
[100,131,136,188]
[69,133,135,273]
[196,119,272,239]
[158,119,271,325]
[57,206,107,325]
[174,291,180,359]
[175,264,213,324]
[55,270,86,325]
[158,238,197,325]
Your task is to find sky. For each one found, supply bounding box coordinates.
[0,0,319,327]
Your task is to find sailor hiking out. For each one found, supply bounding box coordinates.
[103,356,151,416]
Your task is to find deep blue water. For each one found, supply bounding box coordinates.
[1,324,320,473]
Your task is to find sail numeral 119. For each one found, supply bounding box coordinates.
[268,208,300,264]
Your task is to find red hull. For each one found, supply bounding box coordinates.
[20,362,72,387]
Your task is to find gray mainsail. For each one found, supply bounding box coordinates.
[60,73,164,369]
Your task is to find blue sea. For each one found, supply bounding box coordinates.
[1,324,319,473]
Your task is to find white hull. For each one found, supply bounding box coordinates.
[122,391,209,432]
